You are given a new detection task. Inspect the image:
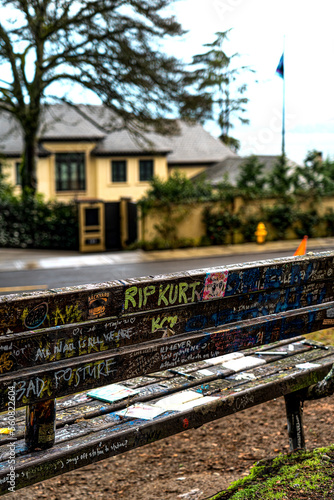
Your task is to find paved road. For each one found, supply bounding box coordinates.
[0,248,299,295]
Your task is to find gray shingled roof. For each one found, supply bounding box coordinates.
[0,105,235,164]
[193,155,299,185]
[40,105,106,140]
[0,113,24,157]
[164,121,237,164]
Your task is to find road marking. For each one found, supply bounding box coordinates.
[0,284,48,293]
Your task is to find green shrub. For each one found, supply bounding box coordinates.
[240,215,263,242]
[138,170,214,215]
[203,207,241,245]
[0,194,79,250]
[294,210,320,239]
[263,204,296,240]
[323,209,334,237]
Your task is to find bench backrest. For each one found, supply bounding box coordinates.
[1,251,334,411]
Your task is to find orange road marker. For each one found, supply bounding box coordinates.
[294,235,308,256]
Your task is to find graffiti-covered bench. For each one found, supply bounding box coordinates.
[1,252,334,495]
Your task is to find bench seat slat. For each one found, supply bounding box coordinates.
[1,301,333,411]
[0,348,333,495]
[0,340,327,447]
[1,253,334,495]
[2,344,333,454]
[1,343,332,447]
[0,337,311,446]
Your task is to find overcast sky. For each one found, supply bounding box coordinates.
[2,0,333,164]
[166,0,334,164]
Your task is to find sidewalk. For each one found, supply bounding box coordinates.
[0,237,333,273]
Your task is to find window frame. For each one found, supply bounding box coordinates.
[15,161,22,186]
[139,159,154,182]
[55,152,86,192]
[111,160,127,183]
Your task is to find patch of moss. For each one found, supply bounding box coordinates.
[206,445,334,500]
[308,328,334,346]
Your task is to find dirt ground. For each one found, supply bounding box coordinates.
[6,395,334,500]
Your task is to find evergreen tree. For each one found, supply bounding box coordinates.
[293,150,334,197]
[189,30,254,152]
[236,156,266,196]
[267,154,293,197]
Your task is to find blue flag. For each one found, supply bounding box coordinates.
[276,53,284,78]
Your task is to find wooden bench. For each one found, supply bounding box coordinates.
[1,251,334,495]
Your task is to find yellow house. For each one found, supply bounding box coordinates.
[0,104,236,202]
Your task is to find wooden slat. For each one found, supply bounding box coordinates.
[0,345,327,452]
[1,252,334,335]
[0,253,333,494]
[0,352,333,495]
[0,338,319,444]
[0,279,332,374]
[1,277,334,374]
[1,301,334,410]
[0,344,330,446]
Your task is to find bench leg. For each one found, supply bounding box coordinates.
[284,393,305,451]
[25,399,56,451]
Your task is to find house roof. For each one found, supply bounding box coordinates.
[40,105,106,141]
[193,155,299,185]
[0,105,236,164]
[0,112,25,157]
[161,121,238,165]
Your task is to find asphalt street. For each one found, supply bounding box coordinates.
[1,236,334,295]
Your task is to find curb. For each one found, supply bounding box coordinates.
[0,238,334,273]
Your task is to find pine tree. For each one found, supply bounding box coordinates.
[267,154,293,197]
[189,30,254,152]
[236,156,266,196]
[293,150,334,197]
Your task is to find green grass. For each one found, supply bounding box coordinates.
[206,445,334,499]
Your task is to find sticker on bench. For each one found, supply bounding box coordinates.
[154,390,203,410]
[204,352,244,365]
[176,396,220,411]
[115,404,166,420]
[202,271,228,300]
[228,372,256,381]
[222,356,266,372]
[154,391,219,411]
[198,369,215,376]
[295,362,321,370]
[87,383,140,403]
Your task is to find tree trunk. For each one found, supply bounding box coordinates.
[21,132,38,196]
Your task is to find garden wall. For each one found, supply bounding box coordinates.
[139,196,334,249]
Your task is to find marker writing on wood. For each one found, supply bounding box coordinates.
[167,369,196,380]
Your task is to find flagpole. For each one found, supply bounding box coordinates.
[282,37,286,157]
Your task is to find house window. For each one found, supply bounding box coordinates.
[55,153,85,191]
[112,160,127,183]
[139,159,154,182]
[15,162,22,185]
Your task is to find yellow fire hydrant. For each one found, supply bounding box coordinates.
[255,222,267,244]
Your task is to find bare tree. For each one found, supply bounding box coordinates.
[0,0,208,194]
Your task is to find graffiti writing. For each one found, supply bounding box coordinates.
[0,352,13,374]
[124,282,201,311]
